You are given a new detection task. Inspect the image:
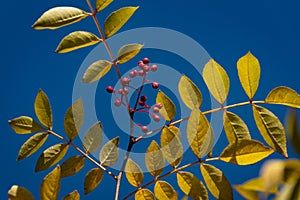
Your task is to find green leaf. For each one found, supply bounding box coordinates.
[62,190,80,200]
[84,168,103,195]
[135,189,155,200]
[266,86,300,108]
[61,156,85,178]
[186,109,214,158]
[178,75,202,110]
[34,89,53,129]
[32,7,89,30]
[56,31,101,53]
[237,52,260,99]
[40,165,61,200]
[220,139,274,165]
[117,43,144,64]
[286,110,300,156]
[104,6,139,38]
[17,132,49,161]
[35,144,69,172]
[202,59,230,105]
[99,137,119,166]
[83,122,103,153]
[200,163,233,200]
[160,126,183,168]
[177,171,208,200]
[8,185,35,200]
[96,0,113,12]
[253,105,288,157]
[64,99,84,141]
[9,116,44,134]
[223,111,251,144]
[145,140,164,177]
[156,90,176,122]
[82,60,112,83]
[125,158,144,187]
[154,180,178,200]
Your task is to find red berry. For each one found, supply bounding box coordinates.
[152,82,159,89]
[141,126,148,133]
[140,95,147,102]
[138,100,145,106]
[152,114,160,122]
[152,106,160,113]
[156,103,163,109]
[151,64,158,71]
[143,58,150,64]
[121,77,131,85]
[106,86,114,93]
[114,99,122,107]
[138,61,144,68]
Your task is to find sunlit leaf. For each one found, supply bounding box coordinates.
[34,89,53,129]
[160,126,183,168]
[237,52,260,99]
[32,7,89,30]
[203,59,230,105]
[200,163,233,200]
[35,144,69,172]
[135,189,155,200]
[62,190,80,200]
[145,140,164,177]
[177,171,208,200]
[178,75,202,110]
[40,165,61,200]
[154,180,178,200]
[64,99,84,141]
[186,109,214,158]
[82,60,112,83]
[83,122,103,153]
[156,90,176,122]
[117,43,144,64]
[99,137,119,166]
[84,168,103,194]
[56,31,101,53]
[125,158,144,187]
[8,185,35,200]
[96,0,113,12]
[17,132,49,161]
[286,110,300,156]
[61,156,85,178]
[220,139,274,165]
[9,116,44,134]
[266,86,300,108]
[223,111,251,144]
[253,104,287,157]
[104,6,139,38]
[277,177,300,200]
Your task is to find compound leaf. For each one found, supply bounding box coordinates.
[96,0,113,12]
[154,180,178,200]
[135,189,155,200]
[82,60,112,83]
[8,185,35,200]
[40,165,61,200]
[117,43,144,64]
[84,168,103,194]
[34,90,53,129]
[266,86,300,108]
[99,137,119,166]
[156,90,176,122]
[9,116,44,134]
[83,122,103,153]
[62,190,80,200]
[145,140,164,177]
[125,158,144,187]
[61,156,85,178]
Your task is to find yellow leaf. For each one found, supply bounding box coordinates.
[9,116,44,134]
[125,158,144,187]
[8,185,35,200]
[84,168,103,194]
[135,189,155,200]
[82,60,112,83]
[286,110,300,156]
[61,156,85,178]
[266,86,300,108]
[145,140,164,177]
[117,43,144,64]
[96,0,113,12]
[40,165,61,200]
[34,89,53,129]
[99,137,119,166]
[156,90,176,122]
[83,122,103,153]
[62,190,80,200]
[154,181,178,200]
[276,178,300,200]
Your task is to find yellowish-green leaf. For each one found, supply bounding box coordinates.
[83,122,103,153]
[35,144,69,172]
[82,60,112,83]
[135,189,155,200]
[220,139,274,165]
[125,158,144,187]
[96,0,113,12]
[160,126,183,168]
[145,140,164,177]
[178,75,202,110]
[8,185,35,200]
[64,99,84,141]
[117,43,144,64]
[266,86,300,108]
[223,111,251,144]
[84,168,103,194]
[56,31,101,53]
[237,52,260,99]
[156,90,176,121]
[99,137,119,166]
[154,180,178,200]
[40,165,61,200]
[32,7,89,30]
[9,116,44,134]
[34,89,53,129]
[177,171,208,200]
[186,109,214,158]
[203,59,230,105]
[17,132,49,161]
[200,164,232,200]
[61,156,85,178]
[62,190,80,200]
[104,6,139,38]
[286,110,300,156]
[253,105,287,157]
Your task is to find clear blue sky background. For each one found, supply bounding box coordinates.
[1,0,300,199]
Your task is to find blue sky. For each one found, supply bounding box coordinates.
[1,0,300,199]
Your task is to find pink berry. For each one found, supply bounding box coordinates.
[118,89,124,94]
[123,88,129,95]
[138,70,144,76]
[139,100,145,106]
[129,71,136,78]
[143,58,150,64]
[143,65,150,72]
[151,64,158,71]
[121,77,131,85]
[152,82,159,89]
[152,106,160,113]
[156,103,163,109]
[140,95,147,102]
[106,86,114,93]
[114,99,122,107]
[138,61,144,68]
[141,126,148,133]
[152,114,160,122]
